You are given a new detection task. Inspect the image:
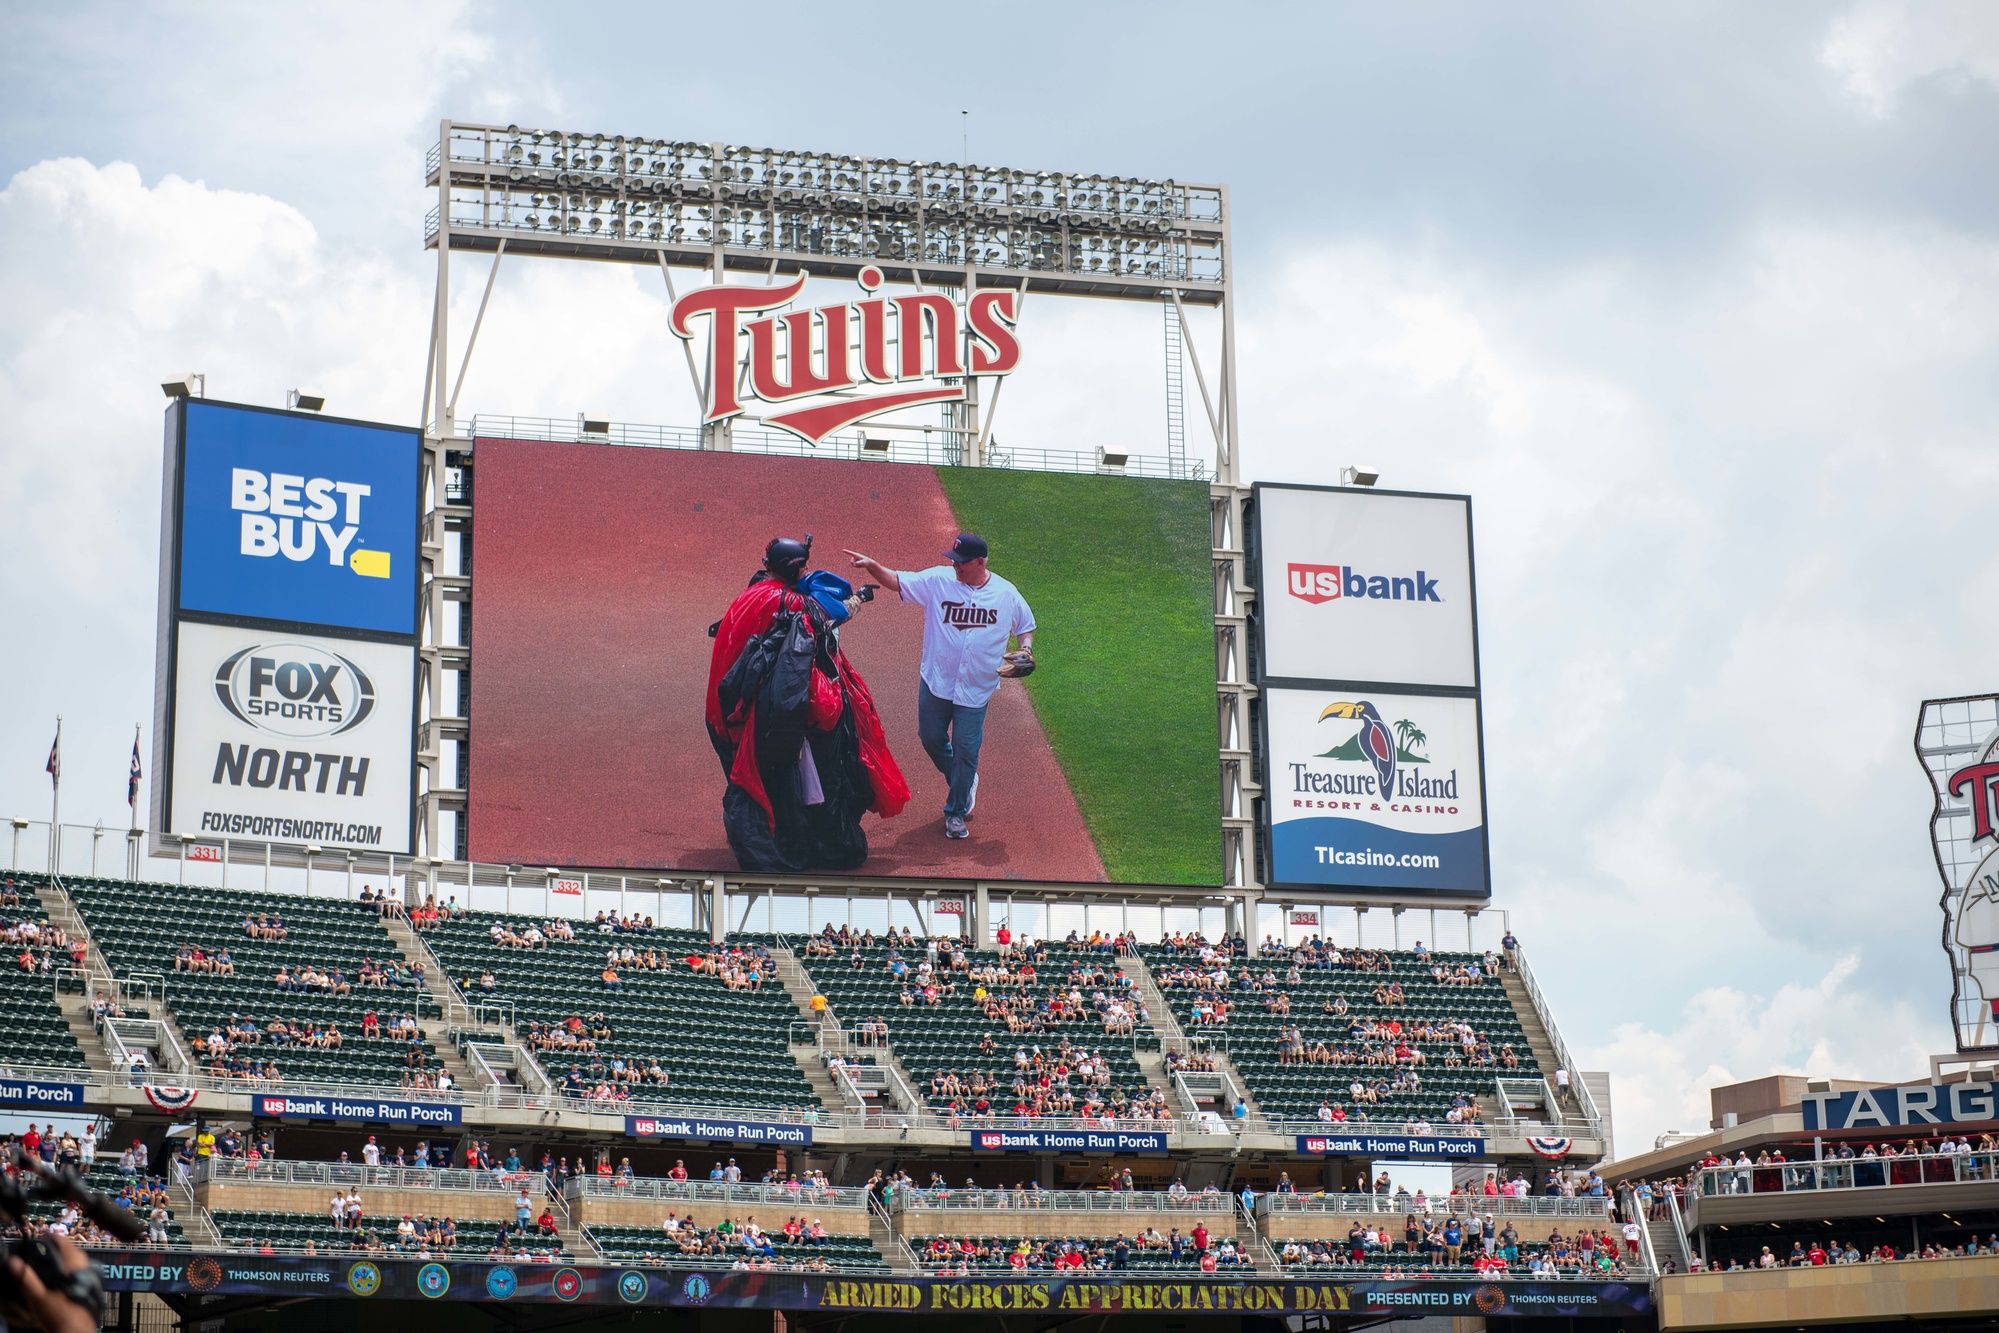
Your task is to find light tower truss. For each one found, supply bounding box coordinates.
[413,120,1259,900]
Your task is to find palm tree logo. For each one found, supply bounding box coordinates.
[1393,719,1427,761]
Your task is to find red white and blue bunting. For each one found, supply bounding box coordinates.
[142,1085,199,1114]
[1527,1136,1573,1159]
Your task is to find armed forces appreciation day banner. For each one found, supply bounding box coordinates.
[1264,687,1488,895]
[93,1253,1652,1319]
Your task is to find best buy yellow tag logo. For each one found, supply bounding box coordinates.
[349,549,392,579]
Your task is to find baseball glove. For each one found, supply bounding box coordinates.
[998,650,1037,679]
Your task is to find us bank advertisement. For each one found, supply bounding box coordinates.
[1254,484,1477,690]
[1263,687,1487,895]
[1254,483,1487,897]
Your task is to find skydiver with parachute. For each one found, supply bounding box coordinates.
[704,534,909,873]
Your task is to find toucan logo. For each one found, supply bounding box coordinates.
[1294,701,1459,805]
[1317,701,1424,797]
[212,643,376,738]
[1286,562,1441,605]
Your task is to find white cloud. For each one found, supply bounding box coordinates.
[0,157,430,830]
[4,2,1999,1156]
[1821,1,1999,117]
[1584,956,1945,1156]
[1237,221,1999,1154]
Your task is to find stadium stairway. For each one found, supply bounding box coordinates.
[785,950,970,1119]
[1125,950,1265,1125]
[1496,971,1576,1120]
[784,949,921,1113]
[767,947,854,1111]
[1646,1210,1693,1272]
[51,989,118,1070]
[32,880,111,976]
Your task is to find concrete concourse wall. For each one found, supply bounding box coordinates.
[1658,1253,1999,1328]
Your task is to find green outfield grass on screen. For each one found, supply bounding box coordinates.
[937,468,1221,887]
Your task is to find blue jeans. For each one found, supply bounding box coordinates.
[917,681,987,817]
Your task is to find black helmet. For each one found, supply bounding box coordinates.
[763,536,811,582]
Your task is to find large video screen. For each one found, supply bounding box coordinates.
[466,441,1219,885]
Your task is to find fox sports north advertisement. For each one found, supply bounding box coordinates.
[465,441,1219,886]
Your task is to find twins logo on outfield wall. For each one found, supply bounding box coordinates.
[669,266,1021,445]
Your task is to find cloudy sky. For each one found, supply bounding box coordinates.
[3,1,1997,1155]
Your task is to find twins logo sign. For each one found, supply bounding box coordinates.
[1265,688,1487,896]
[670,266,1020,445]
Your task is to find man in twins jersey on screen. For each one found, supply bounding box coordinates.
[846,534,1036,840]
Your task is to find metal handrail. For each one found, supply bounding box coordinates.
[1509,943,1603,1133]
[1260,1192,1611,1219]
[1661,1184,1695,1271]
[898,1188,1236,1214]
[199,1156,548,1194]
[461,415,1205,483]
[564,1175,869,1210]
[1691,1149,1999,1196]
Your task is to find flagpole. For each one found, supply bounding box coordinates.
[48,715,61,877]
[129,723,143,881]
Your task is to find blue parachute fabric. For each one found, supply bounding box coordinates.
[797,570,856,625]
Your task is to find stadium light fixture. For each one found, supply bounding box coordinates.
[288,390,327,412]
[161,374,206,400]
[580,416,610,436]
[429,122,1227,305]
[304,843,323,855]
[1340,466,1379,488]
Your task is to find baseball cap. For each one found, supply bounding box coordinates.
[943,533,988,563]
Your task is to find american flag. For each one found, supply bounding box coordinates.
[45,719,60,787]
[129,729,143,808]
